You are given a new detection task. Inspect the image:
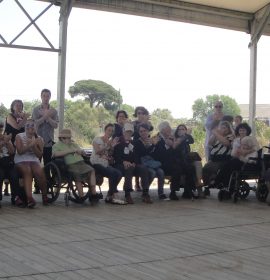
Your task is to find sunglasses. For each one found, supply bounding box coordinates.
[26,124,35,128]
[61,137,71,140]
[215,105,223,108]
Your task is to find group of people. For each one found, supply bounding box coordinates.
[1,95,270,208]
[0,89,58,208]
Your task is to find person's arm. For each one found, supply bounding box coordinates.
[4,134,15,155]
[6,114,27,130]
[31,137,44,158]
[15,135,36,155]
[52,142,81,158]
[212,130,231,147]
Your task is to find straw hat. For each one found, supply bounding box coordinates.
[59,129,72,138]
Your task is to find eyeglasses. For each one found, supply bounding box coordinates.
[25,124,35,128]
[215,105,223,108]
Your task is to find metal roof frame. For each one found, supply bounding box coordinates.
[1,0,270,131]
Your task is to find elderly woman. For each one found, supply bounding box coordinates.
[202,120,235,193]
[52,129,99,203]
[151,121,193,200]
[213,135,260,189]
[14,119,50,208]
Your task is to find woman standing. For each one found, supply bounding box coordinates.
[5,100,29,144]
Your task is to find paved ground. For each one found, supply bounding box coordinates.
[0,186,270,280]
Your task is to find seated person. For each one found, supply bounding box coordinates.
[52,129,99,203]
[14,119,50,208]
[133,123,166,199]
[213,135,259,189]
[113,122,152,204]
[174,124,203,197]
[152,121,193,200]
[90,123,124,204]
[202,121,235,190]
[0,121,25,207]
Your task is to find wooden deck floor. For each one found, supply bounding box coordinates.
[0,187,270,280]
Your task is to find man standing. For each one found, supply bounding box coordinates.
[32,89,59,192]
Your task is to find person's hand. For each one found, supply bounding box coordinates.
[123,161,133,169]
[111,137,119,147]
[165,137,174,147]
[3,134,12,143]
[151,135,159,145]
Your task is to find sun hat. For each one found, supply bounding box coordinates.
[59,129,72,138]
[123,122,134,132]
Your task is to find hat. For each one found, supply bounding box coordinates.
[59,129,72,138]
[123,122,134,132]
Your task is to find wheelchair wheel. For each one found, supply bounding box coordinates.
[237,181,250,199]
[256,182,269,202]
[44,162,61,202]
[70,182,89,203]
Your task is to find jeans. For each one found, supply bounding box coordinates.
[93,164,122,196]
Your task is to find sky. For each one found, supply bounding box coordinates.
[1,0,270,119]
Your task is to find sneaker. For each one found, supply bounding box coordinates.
[27,197,36,208]
[142,194,153,204]
[125,194,134,204]
[159,193,167,200]
[169,191,179,201]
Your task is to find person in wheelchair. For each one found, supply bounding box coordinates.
[14,119,51,208]
[211,135,259,191]
[202,121,235,194]
[52,129,99,203]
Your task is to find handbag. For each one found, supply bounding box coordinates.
[141,155,162,169]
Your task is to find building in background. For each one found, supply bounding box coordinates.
[239,104,270,126]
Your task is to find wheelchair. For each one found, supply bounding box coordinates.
[44,153,103,206]
[217,148,270,203]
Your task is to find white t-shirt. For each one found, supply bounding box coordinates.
[90,136,109,167]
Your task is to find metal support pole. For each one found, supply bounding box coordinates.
[248,41,257,134]
[57,0,72,131]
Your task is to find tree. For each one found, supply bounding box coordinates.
[68,79,123,111]
[0,103,8,120]
[192,94,241,122]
